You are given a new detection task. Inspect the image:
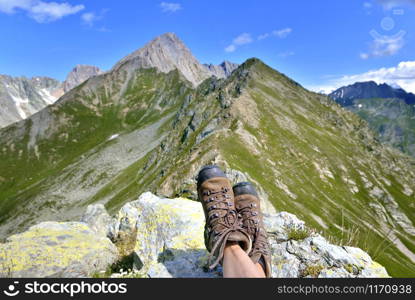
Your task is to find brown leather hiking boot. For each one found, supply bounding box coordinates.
[233,182,272,277]
[197,165,252,269]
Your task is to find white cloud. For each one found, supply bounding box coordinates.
[30,1,84,22]
[224,33,253,52]
[81,9,107,27]
[225,44,236,53]
[360,53,370,59]
[0,0,32,13]
[0,0,84,23]
[308,61,415,94]
[233,33,253,45]
[81,12,96,26]
[160,2,181,13]
[226,29,292,52]
[258,28,292,40]
[258,33,269,40]
[272,28,292,38]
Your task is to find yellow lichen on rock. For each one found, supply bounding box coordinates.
[0,222,118,277]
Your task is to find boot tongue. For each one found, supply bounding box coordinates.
[227,231,251,253]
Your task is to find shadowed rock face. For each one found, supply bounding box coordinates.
[63,65,103,93]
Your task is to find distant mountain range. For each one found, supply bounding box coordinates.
[330,81,415,105]
[0,65,103,128]
[0,37,237,129]
[329,81,415,157]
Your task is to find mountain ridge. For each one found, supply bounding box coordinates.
[330,81,415,106]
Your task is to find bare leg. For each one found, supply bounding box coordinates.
[222,242,266,278]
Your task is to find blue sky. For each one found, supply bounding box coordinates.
[0,0,414,93]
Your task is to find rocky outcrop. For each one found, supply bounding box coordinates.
[63,65,102,93]
[0,192,387,278]
[0,222,118,277]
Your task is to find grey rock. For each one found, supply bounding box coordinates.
[110,193,389,278]
[113,33,213,87]
[0,75,63,128]
[204,61,239,79]
[63,65,102,93]
[310,236,358,267]
[80,204,113,238]
[0,222,118,277]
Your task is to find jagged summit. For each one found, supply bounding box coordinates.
[113,32,213,86]
[204,60,239,78]
[63,64,102,93]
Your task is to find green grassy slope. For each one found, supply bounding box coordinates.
[345,98,415,157]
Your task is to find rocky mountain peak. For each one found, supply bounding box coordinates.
[63,64,102,93]
[113,33,215,86]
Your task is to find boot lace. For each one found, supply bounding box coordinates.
[238,204,270,257]
[203,187,250,269]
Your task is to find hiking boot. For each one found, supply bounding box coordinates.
[197,165,252,269]
[233,182,272,277]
